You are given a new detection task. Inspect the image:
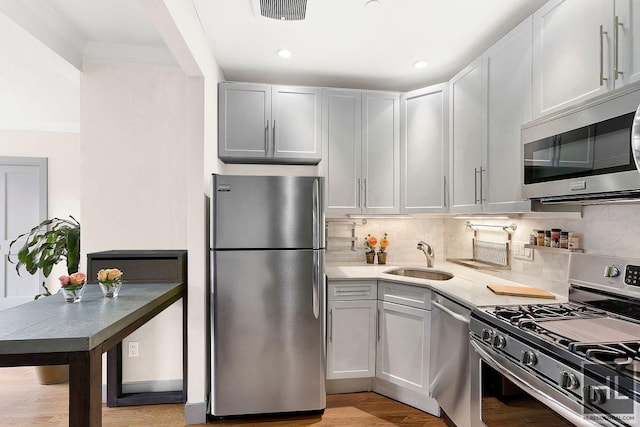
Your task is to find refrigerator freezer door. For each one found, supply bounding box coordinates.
[211,175,324,250]
[211,249,326,416]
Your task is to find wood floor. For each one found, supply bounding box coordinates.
[0,366,572,426]
[0,366,447,426]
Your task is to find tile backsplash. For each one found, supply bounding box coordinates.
[326,204,640,294]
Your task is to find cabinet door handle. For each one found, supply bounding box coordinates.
[377,308,381,342]
[329,309,333,342]
[443,175,447,208]
[600,25,609,86]
[356,178,361,208]
[480,167,486,203]
[272,119,276,157]
[474,167,480,204]
[364,178,368,208]
[615,16,623,79]
[265,120,269,156]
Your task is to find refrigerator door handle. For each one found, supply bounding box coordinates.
[313,250,320,319]
[312,179,319,249]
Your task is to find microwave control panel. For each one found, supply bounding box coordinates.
[624,265,640,287]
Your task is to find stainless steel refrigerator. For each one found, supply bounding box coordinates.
[209,175,326,417]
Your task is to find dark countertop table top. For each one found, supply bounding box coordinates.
[0,282,183,354]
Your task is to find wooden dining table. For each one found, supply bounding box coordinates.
[0,282,185,426]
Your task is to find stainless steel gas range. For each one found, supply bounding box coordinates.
[470,253,640,427]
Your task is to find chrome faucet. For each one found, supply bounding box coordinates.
[417,241,435,268]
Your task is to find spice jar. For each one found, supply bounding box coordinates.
[560,231,569,249]
[551,229,561,248]
[537,230,545,246]
[569,232,580,250]
[530,230,538,245]
[544,230,551,247]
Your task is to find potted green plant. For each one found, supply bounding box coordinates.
[9,216,80,299]
[8,215,80,384]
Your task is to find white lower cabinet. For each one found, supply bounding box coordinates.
[376,300,430,394]
[326,281,377,380]
[325,280,440,415]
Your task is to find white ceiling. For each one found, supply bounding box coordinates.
[0,0,169,132]
[0,0,550,131]
[193,0,549,91]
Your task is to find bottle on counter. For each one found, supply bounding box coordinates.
[544,230,551,247]
[530,230,538,245]
[551,229,561,248]
[569,232,581,250]
[537,230,545,246]
[560,231,569,249]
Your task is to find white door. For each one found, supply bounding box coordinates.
[401,84,449,214]
[326,299,377,379]
[483,17,533,213]
[376,301,430,395]
[450,58,483,213]
[532,0,613,117]
[0,157,47,310]
[361,92,400,214]
[322,89,362,214]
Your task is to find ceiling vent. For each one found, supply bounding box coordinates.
[257,0,307,21]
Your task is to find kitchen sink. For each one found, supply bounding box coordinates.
[384,268,453,281]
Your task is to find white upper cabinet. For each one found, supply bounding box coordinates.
[323,89,400,215]
[532,0,639,118]
[449,59,484,213]
[401,84,449,214]
[483,17,533,213]
[450,18,534,214]
[272,86,322,162]
[361,92,400,214]
[323,89,362,213]
[218,82,271,160]
[617,0,640,85]
[218,82,321,164]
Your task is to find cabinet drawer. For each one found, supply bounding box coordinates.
[328,281,377,301]
[377,281,431,310]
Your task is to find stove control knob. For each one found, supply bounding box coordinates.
[604,265,620,278]
[481,329,494,343]
[522,351,537,367]
[493,335,506,349]
[587,385,608,404]
[560,372,580,391]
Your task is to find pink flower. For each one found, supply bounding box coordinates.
[69,272,86,286]
[59,275,70,286]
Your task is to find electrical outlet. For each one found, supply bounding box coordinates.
[128,341,139,358]
[513,241,533,261]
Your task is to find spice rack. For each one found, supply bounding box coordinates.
[524,244,584,254]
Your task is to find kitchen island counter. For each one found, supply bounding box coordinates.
[326,261,568,308]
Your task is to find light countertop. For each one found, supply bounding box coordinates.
[326,261,568,309]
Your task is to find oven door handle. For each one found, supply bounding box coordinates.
[470,339,596,427]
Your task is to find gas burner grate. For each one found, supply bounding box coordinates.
[570,342,640,379]
[491,303,605,324]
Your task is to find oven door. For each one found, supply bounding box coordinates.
[470,337,621,427]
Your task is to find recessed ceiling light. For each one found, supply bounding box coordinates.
[277,49,292,59]
[414,60,429,69]
[365,0,380,7]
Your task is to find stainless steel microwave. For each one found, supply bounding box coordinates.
[522,83,640,203]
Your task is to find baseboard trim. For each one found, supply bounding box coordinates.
[100,379,183,403]
[185,401,208,425]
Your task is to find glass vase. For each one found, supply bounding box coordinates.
[99,282,122,298]
[60,285,85,303]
